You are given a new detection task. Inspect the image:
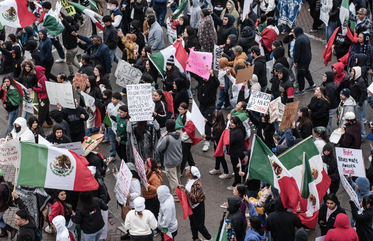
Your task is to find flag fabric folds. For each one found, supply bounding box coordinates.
[0,0,37,28]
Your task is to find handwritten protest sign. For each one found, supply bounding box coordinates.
[268,97,281,123]
[335,147,365,178]
[191,99,205,135]
[114,160,133,202]
[339,172,360,209]
[60,0,76,15]
[126,84,154,121]
[54,142,84,156]
[133,147,148,190]
[278,102,285,121]
[320,0,333,25]
[248,90,271,114]
[45,81,75,109]
[73,73,87,91]
[279,101,299,131]
[0,138,18,166]
[167,17,177,44]
[115,60,142,87]
[213,45,222,71]
[186,48,212,79]
[235,65,254,84]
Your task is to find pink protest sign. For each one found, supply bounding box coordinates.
[186,48,212,79]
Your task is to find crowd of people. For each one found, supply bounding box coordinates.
[1,0,373,240]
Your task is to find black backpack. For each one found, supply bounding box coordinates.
[1,182,14,207]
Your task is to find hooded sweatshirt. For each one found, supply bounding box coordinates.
[253,55,267,87]
[293,27,312,65]
[250,74,261,91]
[38,29,53,62]
[350,66,367,107]
[324,213,358,241]
[356,53,369,83]
[239,25,255,54]
[222,34,237,61]
[350,199,373,241]
[213,13,237,45]
[220,0,239,29]
[33,66,48,100]
[348,177,371,203]
[227,196,246,241]
[46,124,71,144]
[11,117,35,143]
[279,67,294,104]
[52,215,70,241]
[0,41,14,74]
[244,227,266,241]
[332,62,349,94]
[156,132,182,168]
[157,186,178,233]
[294,228,308,241]
[12,46,23,78]
[322,71,339,109]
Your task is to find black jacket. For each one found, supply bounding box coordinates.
[279,68,294,104]
[46,124,71,144]
[130,20,146,52]
[322,144,340,194]
[61,106,89,135]
[212,13,237,45]
[86,152,106,178]
[350,76,367,107]
[350,201,373,241]
[293,27,312,65]
[228,127,246,157]
[0,41,14,74]
[61,18,78,50]
[19,72,38,89]
[328,0,341,22]
[266,198,302,241]
[14,198,37,241]
[154,100,168,128]
[227,196,246,241]
[308,97,330,127]
[78,63,94,76]
[249,112,276,149]
[205,122,224,149]
[103,24,118,50]
[318,204,346,236]
[197,74,219,107]
[239,18,255,54]
[322,71,339,109]
[253,56,267,87]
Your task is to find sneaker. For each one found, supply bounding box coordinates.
[280,31,286,35]
[209,169,221,175]
[109,156,116,163]
[227,186,235,191]
[309,29,317,33]
[153,230,160,237]
[55,59,66,63]
[44,226,53,234]
[202,141,210,152]
[293,82,299,87]
[294,90,305,95]
[219,173,232,179]
[305,84,317,91]
[363,118,368,124]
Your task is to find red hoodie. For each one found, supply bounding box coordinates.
[331,62,346,87]
[33,66,48,100]
[324,213,358,241]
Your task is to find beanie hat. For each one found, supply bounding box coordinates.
[232,45,243,54]
[340,88,350,98]
[147,14,156,26]
[166,119,176,132]
[218,57,228,69]
[201,8,210,17]
[134,197,146,212]
[42,2,52,9]
[251,46,260,56]
[166,55,175,66]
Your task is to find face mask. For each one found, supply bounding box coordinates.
[369,156,372,163]
[15,126,21,133]
[107,5,116,10]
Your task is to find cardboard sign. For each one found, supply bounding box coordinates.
[167,17,177,44]
[54,142,84,156]
[133,147,148,190]
[126,84,154,122]
[335,147,366,178]
[115,60,142,87]
[191,99,205,135]
[60,0,76,15]
[268,97,281,123]
[73,73,87,91]
[45,81,76,109]
[114,160,133,202]
[235,65,254,84]
[213,44,222,71]
[0,138,18,166]
[248,90,271,114]
[186,48,212,79]
[278,101,299,131]
[339,172,360,209]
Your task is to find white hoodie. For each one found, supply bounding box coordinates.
[10,117,35,143]
[157,185,178,233]
[52,215,70,241]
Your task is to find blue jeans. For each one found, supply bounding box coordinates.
[51,37,65,59]
[327,108,337,135]
[108,127,117,157]
[82,227,104,241]
[326,21,339,43]
[85,126,100,136]
[216,89,230,110]
[0,211,6,228]
[108,48,119,64]
[154,4,167,28]
[261,86,267,92]
[4,107,20,138]
[356,100,367,139]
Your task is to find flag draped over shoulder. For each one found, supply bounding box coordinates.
[0,0,37,28]
[248,135,301,209]
[148,40,188,78]
[69,1,104,30]
[17,142,99,191]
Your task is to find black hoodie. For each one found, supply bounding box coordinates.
[271,63,283,99]
[356,53,369,83]
[322,71,339,109]
[253,56,267,87]
[266,198,302,241]
[272,47,289,68]
[46,124,71,144]
[239,25,255,55]
[293,27,312,65]
[12,46,23,79]
[0,41,14,74]
[173,78,189,114]
[176,16,188,36]
[130,20,145,54]
[227,196,246,241]
[322,143,340,194]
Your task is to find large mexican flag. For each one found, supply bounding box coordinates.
[278,136,331,229]
[17,142,99,191]
[69,1,104,30]
[148,40,188,78]
[248,135,301,209]
[0,0,37,28]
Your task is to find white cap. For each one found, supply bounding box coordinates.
[345,112,356,120]
[134,197,146,212]
[190,166,201,179]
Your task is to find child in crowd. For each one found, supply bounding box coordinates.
[106,92,124,162]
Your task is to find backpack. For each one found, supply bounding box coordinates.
[34,227,43,241]
[1,182,14,207]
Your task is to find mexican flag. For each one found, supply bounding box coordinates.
[42,12,64,37]
[0,0,37,28]
[103,114,117,134]
[213,219,228,241]
[248,135,301,209]
[148,40,188,78]
[172,0,188,20]
[339,0,349,33]
[69,1,104,31]
[17,142,99,191]
[278,136,331,229]
[77,90,101,127]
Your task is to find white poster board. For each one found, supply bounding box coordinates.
[114,160,133,202]
[45,81,75,109]
[191,99,205,135]
[167,17,177,44]
[248,90,271,114]
[339,172,360,209]
[320,0,333,26]
[133,147,148,190]
[54,142,84,156]
[0,138,18,166]
[368,82,373,95]
[213,44,222,71]
[115,60,142,87]
[126,84,154,122]
[335,147,366,178]
[268,97,281,123]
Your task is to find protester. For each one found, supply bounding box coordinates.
[324,213,359,241]
[307,86,330,128]
[322,144,340,194]
[350,194,373,240]
[0,171,17,239]
[296,107,313,139]
[9,117,35,143]
[318,193,346,236]
[337,88,356,128]
[157,185,178,240]
[339,112,362,149]
[28,116,44,143]
[0,76,21,137]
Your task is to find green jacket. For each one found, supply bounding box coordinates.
[231,109,249,122]
[116,115,128,145]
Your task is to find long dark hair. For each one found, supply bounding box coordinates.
[28,115,39,129]
[297,107,313,130]
[154,89,166,102]
[95,64,106,80]
[19,60,35,84]
[314,127,330,143]
[230,116,245,134]
[213,110,225,131]
[179,102,188,125]
[318,86,330,105]
[88,75,98,89]
[2,76,21,95]
[146,158,161,180]
[53,190,71,215]
[135,121,147,141]
[77,191,95,213]
[236,184,246,198]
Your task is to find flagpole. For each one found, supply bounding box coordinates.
[278,135,313,158]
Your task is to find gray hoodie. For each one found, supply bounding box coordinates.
[338,97,356,128]
[157,185,178,233]
[156,132,182,168]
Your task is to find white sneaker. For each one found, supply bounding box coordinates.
[202,141,210,152]
[44,226,53,234]
[209,169,221,175]
[227,186,235,191]
[55,59,66,63]
[109,156,116,163]
[219,173,232,179]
